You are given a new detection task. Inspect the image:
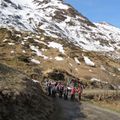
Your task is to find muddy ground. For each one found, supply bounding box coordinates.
[50,97,120,120]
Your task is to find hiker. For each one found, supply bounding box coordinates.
[63,85,68,100]
[70,86,76,101]
[56,82,60,93]
[77,83,83,101]
[47,82,52,96]
[59,83,64,98]
[51,83,57,97]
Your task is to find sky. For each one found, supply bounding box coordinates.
[65,0,120,28]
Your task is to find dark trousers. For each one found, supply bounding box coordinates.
[64,94,68,100]
[71,94,75,101]
[78,93,81,101]
[52,90,56,97]
[59,91,63,98]
[48,88,51,96]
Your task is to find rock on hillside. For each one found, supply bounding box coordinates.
[0,63,53,120]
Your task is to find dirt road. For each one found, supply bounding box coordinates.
[50,97,120,120]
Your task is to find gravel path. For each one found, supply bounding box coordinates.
[50,97,120,120]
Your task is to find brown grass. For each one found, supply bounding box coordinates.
[83,89,120,112]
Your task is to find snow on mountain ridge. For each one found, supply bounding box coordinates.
[8,0,34,7]
[95,22,120,42]
[0,0,120,58]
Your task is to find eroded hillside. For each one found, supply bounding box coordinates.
[0,63,53,120]
[0,28,120,89]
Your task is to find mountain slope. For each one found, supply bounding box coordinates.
[0,0,120,57]
[0,1,120,119]
[0,0,120,85]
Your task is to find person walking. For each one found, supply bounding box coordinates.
[77,83,83,101]
[70,86,76,101]
[47,82,52,96]
[51,83,57,97]
[63,85,68,100]
[59,83,64,98]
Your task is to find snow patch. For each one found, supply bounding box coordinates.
[36,35,40,39]
[30,45,43,56]
[69,63,73,67]
[84,56,95,67]
[41,48,47,52]
[55,56,64,61]
[31,59,40,64]
[74,57,80,64]
[118,68,120,71]
[41,37,45,41]
[8,43,15,45]
[32,79,39,83]
[34,39,47,46]
[91,78,101,82]
[3,39,8,42]
[22,50,26,53]
[48,42,65,54]
[11,50,15,53]
[43,56,49,60]
[100,65,106,71]
[24,36,32,40]
[16,34,21,37]
[91,78,108,84]
[21,41,25,45]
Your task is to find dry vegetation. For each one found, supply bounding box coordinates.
[83,89,120,113]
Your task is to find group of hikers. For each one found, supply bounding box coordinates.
[45,79,83,101]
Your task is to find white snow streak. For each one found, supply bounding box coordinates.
[84,56,95,67]
[74,57,80,64]
[31,59,40,64]
[48,42,64,54]
[55,56,64,61]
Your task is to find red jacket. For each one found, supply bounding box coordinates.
[71,87,76,95]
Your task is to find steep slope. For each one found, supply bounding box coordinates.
[0,0,120,58]
[0,63,53,120]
